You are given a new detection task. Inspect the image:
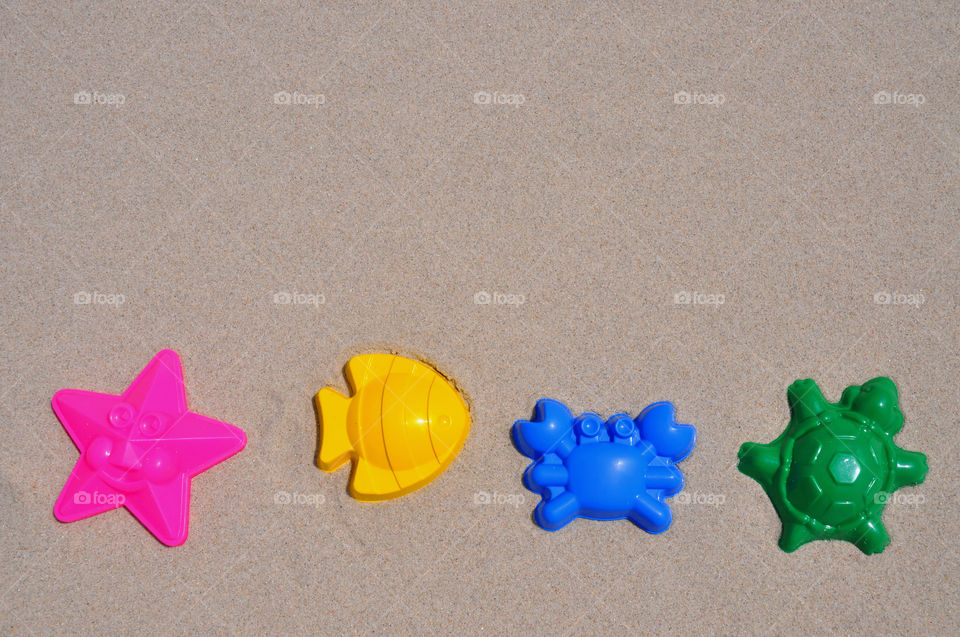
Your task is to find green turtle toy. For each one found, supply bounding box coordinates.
[738,377,927,554]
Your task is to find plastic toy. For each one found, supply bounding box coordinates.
[512,399,696,532]
[316,353,470,501]
[738,377,927,554]
[52,350,247,546]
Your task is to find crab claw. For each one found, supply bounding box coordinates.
[512,399,577,460]
[636,402,695,461]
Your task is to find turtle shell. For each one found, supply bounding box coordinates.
[783,415,890,527]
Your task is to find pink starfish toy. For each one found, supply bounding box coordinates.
[52,349,247,546]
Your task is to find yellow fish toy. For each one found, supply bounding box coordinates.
[315,353,470,501]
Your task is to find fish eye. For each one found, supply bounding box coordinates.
[109,402,136,428]
[138,412,168,437]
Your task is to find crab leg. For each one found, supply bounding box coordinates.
[527,462,568,488]
[536,492,580,531]
[629,492,672,533]
[645,464,683,494]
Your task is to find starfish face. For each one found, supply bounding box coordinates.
[53,350,247,546]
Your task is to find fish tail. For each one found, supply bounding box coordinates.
[316,388,353,472]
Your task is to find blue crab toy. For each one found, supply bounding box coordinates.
[512,399,696,532]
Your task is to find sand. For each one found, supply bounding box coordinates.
[1,2,957,634]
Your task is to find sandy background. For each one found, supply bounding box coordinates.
[1,1,958,635]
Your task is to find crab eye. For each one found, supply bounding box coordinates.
[577,416,602,437]
[613,417,636,438]
[138,412,168,437]
[108,402,136,428]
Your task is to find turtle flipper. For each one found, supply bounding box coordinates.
[848,519,890,555]
[779,523,817,552]
[738,440,781,486]
[787,379,830,424]
[891,448,928,488]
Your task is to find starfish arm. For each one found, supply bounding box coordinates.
[121,350,187,417]
[124,476,191,546]
[52,389,123,449]
[155,412,247,476]
[54,464,124,522]
[891,448,928,489]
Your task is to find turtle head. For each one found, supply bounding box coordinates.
[848,377,903,435]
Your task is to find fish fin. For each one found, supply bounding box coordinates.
[350,458,402,501]
[381,354,426,377]
[344,354,396,392]
[316,388,354,472]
